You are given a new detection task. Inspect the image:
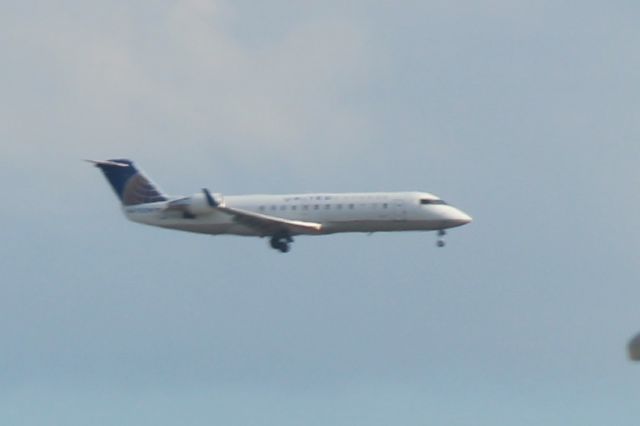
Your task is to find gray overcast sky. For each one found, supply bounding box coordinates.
[1,1,639,424]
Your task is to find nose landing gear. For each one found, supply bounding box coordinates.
[270,232,293,253]
[436,229,446,247]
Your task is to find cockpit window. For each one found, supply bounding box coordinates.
[420,199,447,205]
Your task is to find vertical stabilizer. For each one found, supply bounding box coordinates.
[88,159,168,205]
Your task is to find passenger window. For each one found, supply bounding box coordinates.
[303,205,309,211]
[259,206,265,212]
[349,204,354,209]
[292,205,297,211]
[270,205,276,211]
[383,203,388,208]
[325,205,331,210]
[280,205,286,210]
[314,204,319,210]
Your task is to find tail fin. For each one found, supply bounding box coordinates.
[87,159,168,205]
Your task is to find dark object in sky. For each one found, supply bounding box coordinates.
[628,333,640,361]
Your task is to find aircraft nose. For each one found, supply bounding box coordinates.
[457,210,472,225]
[443,208,472,228]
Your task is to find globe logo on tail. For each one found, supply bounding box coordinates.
[122,173,167,206]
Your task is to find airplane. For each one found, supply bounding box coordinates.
[88,159,472,253]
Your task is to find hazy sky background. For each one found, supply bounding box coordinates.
[1,0,639,424]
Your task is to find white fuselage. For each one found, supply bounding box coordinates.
[123,191,472,237]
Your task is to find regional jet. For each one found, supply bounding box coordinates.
[88,159,472,252]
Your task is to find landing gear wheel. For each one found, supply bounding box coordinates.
[278,243,290,253]
[436,229,446,248]
[437,240,446,248]
[270,233,293,253]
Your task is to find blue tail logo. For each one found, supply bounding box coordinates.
[89,159,168,206]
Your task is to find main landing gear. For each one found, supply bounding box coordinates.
[270,232,293,253]
[436,229,446,247]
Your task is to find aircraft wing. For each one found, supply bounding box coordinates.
[218,205,323,236]
[165,189,323,235]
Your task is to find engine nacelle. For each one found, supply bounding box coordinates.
[173,191,223,216]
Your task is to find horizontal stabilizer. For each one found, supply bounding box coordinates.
[85,159,129,168]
